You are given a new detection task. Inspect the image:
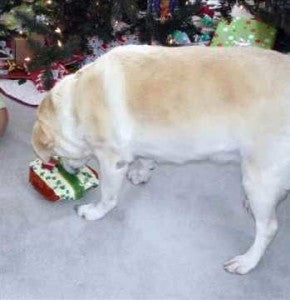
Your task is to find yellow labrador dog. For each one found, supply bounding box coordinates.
[32,45,290,275]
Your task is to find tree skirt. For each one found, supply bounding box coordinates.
[0,79,46,107]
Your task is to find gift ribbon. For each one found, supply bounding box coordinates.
[7,60,25,72]
[57,163,86,200]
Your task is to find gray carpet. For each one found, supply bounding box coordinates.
[1,97,290,300]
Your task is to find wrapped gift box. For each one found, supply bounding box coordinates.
[12,34,45,65]
[29,158,99,201]
[211,17,277,49]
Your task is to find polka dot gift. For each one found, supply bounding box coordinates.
[211,17,277,49]
[29,158,99,202]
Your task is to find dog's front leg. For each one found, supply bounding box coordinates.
[77,151,128,221]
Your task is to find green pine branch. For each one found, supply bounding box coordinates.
[14,10,51,35]
[0,0,23,14]
[27,37,80,70]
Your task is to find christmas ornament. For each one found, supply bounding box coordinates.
[29,158,99,202]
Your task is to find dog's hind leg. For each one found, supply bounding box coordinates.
[77,150,128,220]
[127,158,156,185]
[224,152,288,274]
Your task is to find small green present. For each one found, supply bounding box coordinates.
[211,17,277,49]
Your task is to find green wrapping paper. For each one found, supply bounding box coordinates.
[211,17,277,49]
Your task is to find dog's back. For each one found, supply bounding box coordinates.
[109,45,290,123]
[82,46,289,162]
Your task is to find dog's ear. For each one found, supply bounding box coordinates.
[38,122,54,149]
[32,121,54,151]
[32,121,55,163]
[35,93,56,149]
[37,92,56,120]
[32,93,56,162]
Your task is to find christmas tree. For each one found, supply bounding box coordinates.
[1,0,289,89]
[0,0,140,88]
[0,0,210,88]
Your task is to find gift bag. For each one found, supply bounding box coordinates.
[211,18,277,49]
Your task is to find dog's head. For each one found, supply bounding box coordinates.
[32,76,90,172]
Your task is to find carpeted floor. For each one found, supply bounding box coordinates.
[1,96,290,300]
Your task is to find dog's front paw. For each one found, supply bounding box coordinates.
[127,159,155,185]
[223,254,258,275]
[77,202,116,221]
[127,167,152,185]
